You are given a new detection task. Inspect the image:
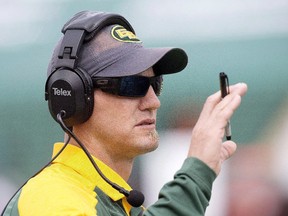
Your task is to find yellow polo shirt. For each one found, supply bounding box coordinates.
[17,143,142,216]
[3,143,217,215]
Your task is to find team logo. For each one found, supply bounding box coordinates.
[111,25,141,43]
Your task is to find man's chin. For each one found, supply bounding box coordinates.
[148,130,159,143]
[142,130,159,153]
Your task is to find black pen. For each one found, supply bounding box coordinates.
[219,72,231,140]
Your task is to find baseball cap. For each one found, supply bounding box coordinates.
[47,20,188,78]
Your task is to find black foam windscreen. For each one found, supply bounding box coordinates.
[126,190,145,207]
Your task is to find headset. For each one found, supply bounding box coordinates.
[44,10,145,208]
[1,11,144,215]
[45,10,135,127]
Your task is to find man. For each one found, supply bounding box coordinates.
[1,11,247,216]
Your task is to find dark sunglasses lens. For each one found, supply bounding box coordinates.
[150,76,163,96]
[119,77,150,97]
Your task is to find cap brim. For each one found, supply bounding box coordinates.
[90,47,188,77]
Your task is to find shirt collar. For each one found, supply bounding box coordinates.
[52,142,132,202]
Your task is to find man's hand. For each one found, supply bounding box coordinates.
[188,83,248,175]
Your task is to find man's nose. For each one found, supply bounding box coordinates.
[139,86,161,111]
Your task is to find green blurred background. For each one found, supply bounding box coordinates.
[1,0,288,212]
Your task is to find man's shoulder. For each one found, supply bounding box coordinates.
[22,163,94,196]
[17,164,97,215]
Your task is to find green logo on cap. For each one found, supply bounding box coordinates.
[111,25,141,43]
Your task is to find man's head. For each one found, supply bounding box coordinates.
[45,10,189,160]
[45,11,188,126]
[45,11,188,127]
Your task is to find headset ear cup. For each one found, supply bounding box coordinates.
[45,68,94,127]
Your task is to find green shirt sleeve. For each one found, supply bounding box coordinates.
[143,157,216,216]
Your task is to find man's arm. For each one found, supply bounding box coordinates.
[143,83,248,215]
[143,157,216,216]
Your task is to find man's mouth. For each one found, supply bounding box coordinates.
[136,119,156,127]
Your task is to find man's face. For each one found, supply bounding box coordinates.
[86,67,161,160]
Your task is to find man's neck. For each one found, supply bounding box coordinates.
[68,136,134,182]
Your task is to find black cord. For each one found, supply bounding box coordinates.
[56,111,130,197]
[57,111,145,208]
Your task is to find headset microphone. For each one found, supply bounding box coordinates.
[126,190,145,208]
[56,111,145,207]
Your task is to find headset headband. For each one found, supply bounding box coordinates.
[55,11,135,70]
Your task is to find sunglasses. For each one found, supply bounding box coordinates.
[92,75,163,97]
